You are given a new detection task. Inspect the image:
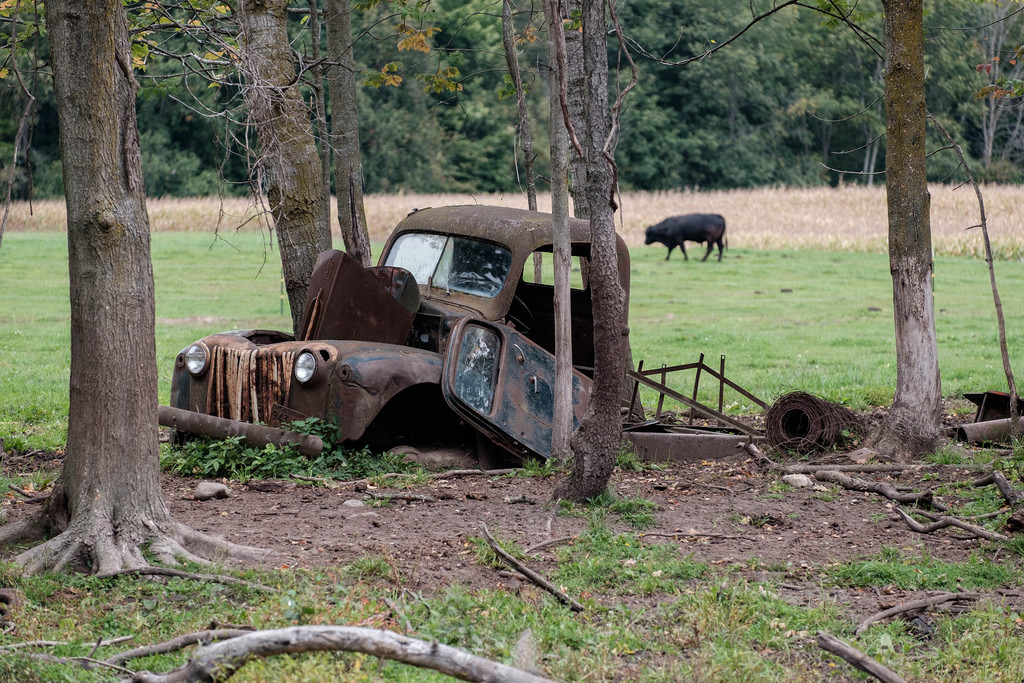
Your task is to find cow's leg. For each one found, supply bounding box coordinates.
[702,241,712,262]
[716,240,723,261]
[665,245,673,260]
[679,242,688,261]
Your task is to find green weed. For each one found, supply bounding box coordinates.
[826,546,1023,591]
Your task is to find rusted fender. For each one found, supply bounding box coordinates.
[158,405,323,456]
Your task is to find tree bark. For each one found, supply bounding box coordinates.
[2,0,264,575]
[325,0,372,268]
[868,0,942,459]
[544,0,573,463]
[237,0,332,333]
[564,0,588,217]
[557,0,625,503]
[131,626,556,683]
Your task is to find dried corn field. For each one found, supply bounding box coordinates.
[5,185,1022,258]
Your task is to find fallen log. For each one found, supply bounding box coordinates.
[127,626,556,683]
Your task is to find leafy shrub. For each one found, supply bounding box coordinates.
[161,418,422,482]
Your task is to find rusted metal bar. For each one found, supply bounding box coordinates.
[638,362,701,376]
[691,364,768,410]
[638,358,768,410]
[158,405,324,456]
[626,371,759,436]
[628,359,643,420]
[718,355,726,425]
[655,365,667,418]
[688,352,705,424]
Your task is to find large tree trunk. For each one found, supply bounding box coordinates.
[868,0,943,458]
[557,0,625,502]
[0,0,262,575]
[237,0,332,333]
[324,0,372,268]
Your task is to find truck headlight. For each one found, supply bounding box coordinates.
[294,351,318,384]
[185,344,208,376]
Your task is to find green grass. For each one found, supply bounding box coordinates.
[3,538,1022,681]
[628,246,1024,413]
[2,233,1024,449]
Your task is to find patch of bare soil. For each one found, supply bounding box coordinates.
[3,448,1023,623]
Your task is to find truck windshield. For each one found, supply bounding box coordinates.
[384,232,512,299]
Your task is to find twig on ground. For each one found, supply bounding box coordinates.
[289,474,338,488]
[855,592,982,635]
[0,636,133,653]
[366,492,437,503]
[894,508,1010,542]
[8,484,50,503]
[105,630,252,666]
[504,495,536,505]
[639,531,752,541]
[817,631,907,683]
[813,470,947,511]
[523,535,576,554]
[100,566,274,593]
[480,523,584,612]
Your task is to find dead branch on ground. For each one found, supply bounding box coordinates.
[741,442,921,475]
[366,492,437,504]
[126,625,556,683]
[105,630,252,666]
[0,635,133,653]
[8,484,50,503]
[854,592,982,635]
[813,470,946,510]
[894,508,1010,542]
[480,523,584,612]
[639,531,752,542]
[974,471,1024,509]
[816,631,907,683]
[524,535,577,554]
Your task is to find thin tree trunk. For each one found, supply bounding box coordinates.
[237,0,332,333]
[545,0,573,463]
[308,0,332,198]
[557,0,625,502]
[325,0,372,267]
[502,0,537,212]
[869,0,942,458]
[564,0,587,218]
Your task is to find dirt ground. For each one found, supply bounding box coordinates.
[6,439,1021,626]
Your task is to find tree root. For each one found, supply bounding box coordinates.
[127,625,557,683]
[5,511,270,576]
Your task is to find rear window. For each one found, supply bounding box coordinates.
[384,232,513,299]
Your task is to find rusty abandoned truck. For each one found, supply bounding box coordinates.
[161,205,632,464]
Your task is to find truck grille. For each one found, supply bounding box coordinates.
[205,346,297,424]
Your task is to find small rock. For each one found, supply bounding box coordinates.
[782,474,813,488]
[342,499,366,508]
[194,482,230,501]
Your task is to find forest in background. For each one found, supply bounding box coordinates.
[2,0,1023,200]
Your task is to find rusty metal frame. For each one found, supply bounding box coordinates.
[626,354,765,437]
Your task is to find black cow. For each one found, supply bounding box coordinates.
[644,213,727,261]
